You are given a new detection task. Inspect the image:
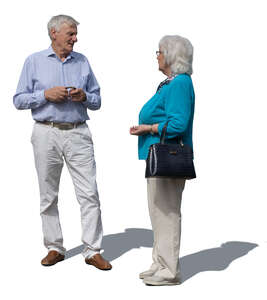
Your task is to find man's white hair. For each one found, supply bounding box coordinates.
[159,35,193,75]
[47,15,79,40]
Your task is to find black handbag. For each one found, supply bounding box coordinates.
[145,122,196,179]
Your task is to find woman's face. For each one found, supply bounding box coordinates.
[157,49,165,71]
[157,48,170,76]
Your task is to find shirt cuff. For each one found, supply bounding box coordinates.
[82,92,101,110]
[33,90,47,107]
[81,93,91,107]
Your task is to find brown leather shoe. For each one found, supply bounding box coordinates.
[41,250,65,266]
[85,254,112,270]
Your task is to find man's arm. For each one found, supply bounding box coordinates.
[13,56,48,110]
[81,59,101,110]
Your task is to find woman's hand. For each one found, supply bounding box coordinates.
[130,125,151,136]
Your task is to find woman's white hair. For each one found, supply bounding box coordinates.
[159,35,193,75]
[47,15,79,40]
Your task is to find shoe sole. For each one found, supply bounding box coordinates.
[144,279,181,286]
[41,257,65,266]
[139,273,155,279]
[85,261,112,271]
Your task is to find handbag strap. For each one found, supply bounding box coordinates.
[160,122,168,144]
[160,121,184,146]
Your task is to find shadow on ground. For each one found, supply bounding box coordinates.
[179,241,257,282]
[65,228,258,282]
[65,228,153,261]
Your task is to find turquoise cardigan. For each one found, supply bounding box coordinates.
[138,73,195,160]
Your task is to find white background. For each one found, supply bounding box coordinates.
[1,0,267,299]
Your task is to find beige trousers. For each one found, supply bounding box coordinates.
[31,122,103,258]
[147,177,185,279]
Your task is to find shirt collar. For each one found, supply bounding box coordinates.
[45,45,76,60]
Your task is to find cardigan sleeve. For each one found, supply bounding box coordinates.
[158,76,192,139]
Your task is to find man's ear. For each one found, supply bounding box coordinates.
[50,28,57,40]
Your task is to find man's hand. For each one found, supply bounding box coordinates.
[69,88,86,102]
[130,125,151,136]
[44,87,68,103]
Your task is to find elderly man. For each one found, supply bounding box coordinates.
[13,15,111,270]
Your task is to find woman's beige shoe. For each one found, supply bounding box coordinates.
[139,264,159,279]
[143,275,181,286]
[139,269,156,279]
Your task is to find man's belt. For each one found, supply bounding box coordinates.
[36,121,85,130]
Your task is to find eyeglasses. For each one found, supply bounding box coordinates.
[156,51,162,57]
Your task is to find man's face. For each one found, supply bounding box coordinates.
[51,23,78,54]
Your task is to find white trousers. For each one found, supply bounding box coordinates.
[147,177,185,279]
[31,122,103,258]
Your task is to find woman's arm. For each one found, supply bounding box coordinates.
[157,76,192,139]
[130,123,158,136]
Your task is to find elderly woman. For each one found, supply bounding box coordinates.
[130,35,195,286]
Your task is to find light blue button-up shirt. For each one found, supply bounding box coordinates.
[13,46,101,123]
